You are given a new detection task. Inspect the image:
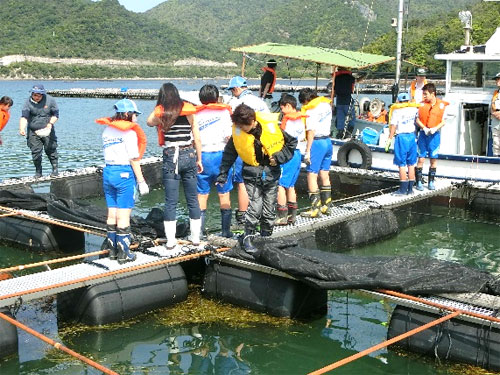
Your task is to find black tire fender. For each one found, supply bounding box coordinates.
[337,140,372,169]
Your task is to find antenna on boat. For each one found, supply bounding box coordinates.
[459,10,472,52]
[393,0,405,103]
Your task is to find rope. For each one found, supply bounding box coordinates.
[0,311,118,375]
[360,0,376,52]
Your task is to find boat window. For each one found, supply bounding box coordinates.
[450,61,500,91]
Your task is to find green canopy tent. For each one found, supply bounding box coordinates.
[230,42,394,99]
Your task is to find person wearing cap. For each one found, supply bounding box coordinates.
[490,72,500,156]
[259,59,277,106]
[0,96,13,146]
[333,67,355,138]
[385,92,419,195]
[227,76,269,228]
[408,68,428,103]
[415,83,449,190]
[95,99,149,263]
[147,82,202,251]
[19,84,59,177]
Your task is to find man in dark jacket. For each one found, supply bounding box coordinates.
[216,104,297,254]
[19,84,60,177]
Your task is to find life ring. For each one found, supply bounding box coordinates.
[337,140,372,169]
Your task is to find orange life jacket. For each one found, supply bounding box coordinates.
[0,109,10,132]
[418,98,449,128]
[95,118,147,158]
[492,90,499,112]
[195,102,232,114]
[367,109,388,124]
[261,67,277,94]
[154,102,197,146]
[280,111,307,131]
[410,79,428,102]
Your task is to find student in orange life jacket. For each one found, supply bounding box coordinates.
[195,84,234,238]
[0,96,13,146]
[259,59,277,107]
[408,68,428,103]
[147,83,203,251]
[491,72,500,156]
[415,83,449,191]
[216,104,297,255]
[275,94,307,226]
[96,99,149,263]
[299,88,334,218]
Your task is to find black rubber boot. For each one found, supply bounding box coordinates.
[407,180,415,195]
[102,224,117,260]
[415,167,424,191]
[260,228,272,237]
[200,210,207,239]
[392,180,409,195]
[34,159,42,178]
[287,201,298,225]
[50,159,59,177]
[428,167,436,190]
[301,191,321,218]
[320,186,332,215]
[116,227,136,264]
[220,209,233,238]
[274,204,288,226]
[235,210,246,227]
[240,227,257,254]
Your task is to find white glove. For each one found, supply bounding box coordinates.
[423,127,431,136]
[429,127,438,135]
[303,152,311,165]
[138,181,149,195]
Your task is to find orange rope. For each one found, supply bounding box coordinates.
[0,247,230,303]
[308,310,461,375]
[0,312,119,375]
[0,249,109,273]
[0,212,18,218]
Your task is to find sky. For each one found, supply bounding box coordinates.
[117,0,165,13]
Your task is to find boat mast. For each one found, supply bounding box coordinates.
[394,0,405,99]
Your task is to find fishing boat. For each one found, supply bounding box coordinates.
[230,10,500,183]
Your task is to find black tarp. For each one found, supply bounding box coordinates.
[226,237,500,295]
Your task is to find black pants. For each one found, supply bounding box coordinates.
[27,130,58,166]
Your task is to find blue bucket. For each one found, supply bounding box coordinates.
[361,127,379,145]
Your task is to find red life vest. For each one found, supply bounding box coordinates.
[261,67,277,94]
[280,111,307,131]
[154,102,197,146]
[0,109,10,132]
[195,102,232,114]
[418,98,449,128]
[95,118,147,159]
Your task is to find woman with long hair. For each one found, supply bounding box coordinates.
[147,83,202,250]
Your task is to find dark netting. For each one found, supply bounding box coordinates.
[226,237,500,296]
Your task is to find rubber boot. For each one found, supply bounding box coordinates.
[34,159,42,178]
[274,204,289,226]
[220,209,233,238]
[103,224,117,260]
[415,167,424,191]
[301,191,321,218]
[392,180,409,195]
[116,227,136,264]
[200,210,207,239]
[407,180,415,195]
[50,159,59,177]
[287,201,298,225]
[235,210,246,227]
[241,227,257,254]
[320,186,332,215]
[428,168,436,190]
[163,220,177,250]
[260,229,272,237]
[189,218,201,246]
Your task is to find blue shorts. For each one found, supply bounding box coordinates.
[103,165,136,209]
[232,157,244,184]
[197,151,233,194]
[279,149,302,188]
[307,137,333,174]
[417,131,440,159]
[394,133,417,167]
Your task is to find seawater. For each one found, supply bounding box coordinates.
[0,79,498,375]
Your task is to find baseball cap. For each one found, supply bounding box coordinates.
[227,76,247,90]
[114,99,142,114]
[416,68,427,76]
[30,84,46,94]
[397,93,410,102]
[494,72,500,80]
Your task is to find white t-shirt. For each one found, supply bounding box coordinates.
[390,106,418,134]
[304,101,332,137]
[197,107,232,152]
[102,127,139,165]
[408,82,425,104]
[228,90,270,113]
[282,117,307,154]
